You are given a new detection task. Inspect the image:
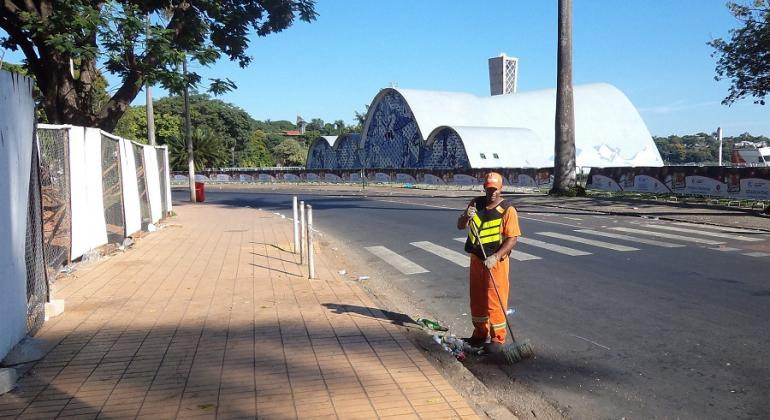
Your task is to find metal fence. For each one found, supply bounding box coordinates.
[24,138,48,335]
[101,134,125,243]
[156,148,169,215]
[133,143,151,228]
[38,127,71,279]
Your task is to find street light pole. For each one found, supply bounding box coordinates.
[183,56,195,202]
[717,127,723,166]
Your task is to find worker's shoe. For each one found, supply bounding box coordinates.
[484,341,505,354]
[464,336,487,348]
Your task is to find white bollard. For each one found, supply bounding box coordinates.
[292,196,300,254]
[299,201,306,264]
[307,204,315,279]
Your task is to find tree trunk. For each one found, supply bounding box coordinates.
[553,0,576,194]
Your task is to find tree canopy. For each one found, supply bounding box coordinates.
[0,0,317,130]
[653,132,769,164]
[709,1,770,105]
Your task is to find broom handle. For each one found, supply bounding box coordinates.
[470,222,518,343]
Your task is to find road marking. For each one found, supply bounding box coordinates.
[575,229,685,248]
[517,237,592,256]
[537,232,639,251]
[376,198,461,210]
[671,222,767,234]
[641,224,763,242]
[610,227,725,245]
[410,241,470,267]
[452,238,542,261]
[519,215,584,229]
[742,252,770,257]
[364,246,429,275]
[709,247,741,252]
[564,216,583,221]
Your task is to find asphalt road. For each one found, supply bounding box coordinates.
[175,188,770,419]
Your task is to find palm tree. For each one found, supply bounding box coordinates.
[168,127,226,171]
[552,0,577,194]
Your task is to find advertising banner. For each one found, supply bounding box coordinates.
[587,166,770,200]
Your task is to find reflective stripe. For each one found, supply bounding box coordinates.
[479,234,501,244]
[479,226,499,237]
[491,322,507,330]
[481,218,502,228]
[471,316,489,323]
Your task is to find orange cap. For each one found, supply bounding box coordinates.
[484,172,503,190]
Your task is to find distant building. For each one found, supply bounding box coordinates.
[488,53,518,96]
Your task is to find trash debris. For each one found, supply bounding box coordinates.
[338,270,347,275]
[416,318,448,332]
[60,265,74,274]
[281,215,286,219]
[506,308,515,316]
[357,276,369,281]
[461,313,467,316]
[81,249,101,263]
[146,223,157,232]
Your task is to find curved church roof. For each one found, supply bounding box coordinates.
[426,126,548,168]
[306,134,363,169]
[362,83,662,168]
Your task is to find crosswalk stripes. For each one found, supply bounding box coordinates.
[364,246,429,275]
[575,229,685,248]
[537,232,639,252]
[366,224,768,275]
[671,222,767,234]
[709,247,742,252]
[742,252,770,257]
[453,237,542,261]
[517,237,592,256]
[609,227,725,245]
[640,224,764,242]
[410,241,470,267]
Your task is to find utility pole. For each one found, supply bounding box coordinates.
[146,13,156,146]
[553,0,576,194]
[183,57,195,201]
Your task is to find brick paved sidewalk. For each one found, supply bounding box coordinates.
[0,202,480,419]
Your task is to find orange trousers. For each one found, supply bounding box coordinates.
[469,254,509,344]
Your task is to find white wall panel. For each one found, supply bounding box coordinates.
[0,71,35,360]
[70,128,108,259]
[161,146,173,213]
[143,146,162,223]
[119,138,141,235]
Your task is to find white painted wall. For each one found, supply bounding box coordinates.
[119,138,141,235]
[160,146,173,213]
[0,71,35,360]
[69,127,108,259]
[143,145,162,223]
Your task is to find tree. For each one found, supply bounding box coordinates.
[0,1,317,130]
[240,130,274,167]
[273,139,307,166]
[167,126,226,170]
[709,1,770,105]
[552,0,577,195]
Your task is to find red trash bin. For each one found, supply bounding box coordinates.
[195,181,205,202]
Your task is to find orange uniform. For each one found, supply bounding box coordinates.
[466,201,521,344]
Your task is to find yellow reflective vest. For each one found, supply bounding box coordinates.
[464,198,512,259]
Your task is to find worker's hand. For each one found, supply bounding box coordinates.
[466,205,477,219]
[484,254,498,270]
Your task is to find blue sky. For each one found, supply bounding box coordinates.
[3,1,768,137]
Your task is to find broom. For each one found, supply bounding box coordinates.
[469,222,535,364]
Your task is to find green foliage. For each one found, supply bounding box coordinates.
[240,130,275,167]
[167,127,227,171]
[709,1,770,105]
[653,132,770,164]
[0,0,318,129]
[273,139,307,166]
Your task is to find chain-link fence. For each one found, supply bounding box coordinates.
[37,127,71,280]
[101,135,125,243]
[25,139,48,335]
[133,143,151,228]
[156,148,169,215]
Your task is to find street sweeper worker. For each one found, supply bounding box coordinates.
[456,172,521,352]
